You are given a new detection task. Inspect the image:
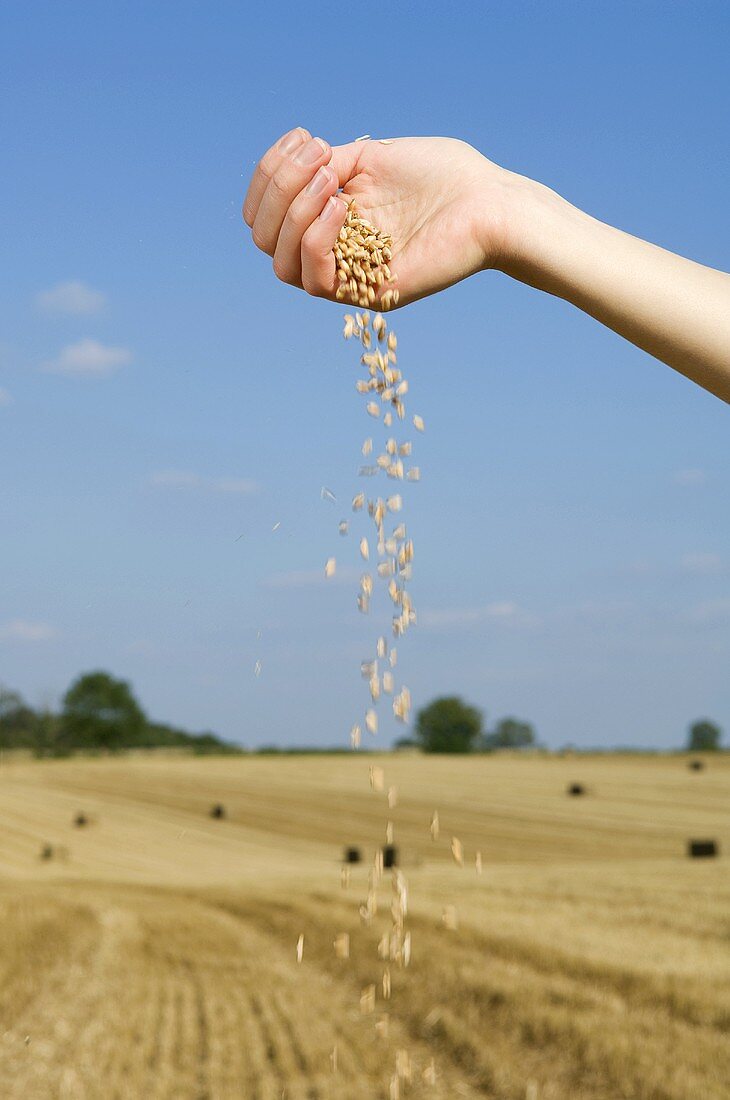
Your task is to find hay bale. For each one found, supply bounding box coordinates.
[209,803,226,820]
[688,839,718,859]
[567,783,586,796]
[344,846,362,864]
[688,760,704,771]
[382,844,398,868]
[73,812,88,827]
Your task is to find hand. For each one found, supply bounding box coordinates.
[243,128,520,308]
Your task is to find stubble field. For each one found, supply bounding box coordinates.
[0,752,728,1099]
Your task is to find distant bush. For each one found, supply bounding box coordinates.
[687,719,722,752]
[0,673,237,757]
[482,717,536,751]
[415,697,483,753]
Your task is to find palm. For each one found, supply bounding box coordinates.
[337,138,502,307]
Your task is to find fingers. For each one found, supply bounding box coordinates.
[242,127,309,228]
[251,135,332,255]
[272,164,340,287]
[243,130,361,301]
[300,196,348,298]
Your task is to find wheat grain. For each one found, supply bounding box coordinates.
[422,1059,437,1085]
[334,933,350,959]
[442,906,458,931]
[333,201,398,310]
[369,765,384,791]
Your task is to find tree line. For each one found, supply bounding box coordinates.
[0,671,237,757]
[407,696,725,753]
[1,678,723,757]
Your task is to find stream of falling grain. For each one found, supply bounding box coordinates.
[324,198,434,1094]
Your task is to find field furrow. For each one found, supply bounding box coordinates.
[0,753,727,1098]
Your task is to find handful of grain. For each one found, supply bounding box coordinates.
[334,200,400,310]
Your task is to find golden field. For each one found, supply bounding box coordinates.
[0,751,728,1099]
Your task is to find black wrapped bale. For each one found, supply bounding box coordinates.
[210,803,226,819]
[383,844,398,868]
[688,760,704,771]
[688,839,718,858]
[344,846,362,864]
[74,813,88,827]
[40,844,54,861]
[567,783,585,796]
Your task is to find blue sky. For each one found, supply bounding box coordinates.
[1,1,728,749]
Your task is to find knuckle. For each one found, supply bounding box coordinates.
[285,199,309,231]
[257,153,276,183]
[251,225,270,253]
[272,255,295,285]
[301,268,325,298]
[269,167,293,201]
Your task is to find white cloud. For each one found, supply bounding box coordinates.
[420,601,535,629]
[0,620,57,642]
[0,387,12,407]
[36,280,106,315]
[43,337,131,378]
[680,552,723,576]
[150,470,258,495]
[673,468,706,487]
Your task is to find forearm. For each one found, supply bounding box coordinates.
[501,177,730,403]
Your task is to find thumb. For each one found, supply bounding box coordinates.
[329,141,363,188]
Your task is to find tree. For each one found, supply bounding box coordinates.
[483,717,536,750]
[0,687,38,750]
[414,696,483,753]
[687,719,722,752]
[60,671,145,752]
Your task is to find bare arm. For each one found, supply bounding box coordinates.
[243,131,730,403]
[502,177,730,402]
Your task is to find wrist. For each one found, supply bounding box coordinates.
[492,170,593,298]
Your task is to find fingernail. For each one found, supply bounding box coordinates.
[278,128,305,153]
[306,166,332,196]
[294,137,328,165]
[320,196,344,222]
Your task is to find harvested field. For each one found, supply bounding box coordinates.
[0,752,728,1098]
